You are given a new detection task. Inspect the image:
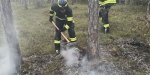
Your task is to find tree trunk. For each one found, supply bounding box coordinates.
[0,0,22,74]
[19,0,23,5]
[146,1,150,21]
[118,0,123,4]
[147,1,150,16]
[33,0,44,8]
[87,0,100,61]
[125,0,129,6]
[23,0,28,10]
[129,0,134,5]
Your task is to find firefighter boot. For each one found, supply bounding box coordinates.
[103,24,109,33]
[103,27,109,34]
[55,44,60,55]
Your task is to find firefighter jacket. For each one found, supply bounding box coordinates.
[49,3,73,28]
[99,0,116,6]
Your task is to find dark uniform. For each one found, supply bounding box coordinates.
[49,0,76,54]
[99,0,116,33]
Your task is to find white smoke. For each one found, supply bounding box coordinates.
[61,47,80,67]
[60,46,126,75]
[0,45,20,75]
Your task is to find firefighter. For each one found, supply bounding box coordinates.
[49,0,76,54]
[99,0,116,33]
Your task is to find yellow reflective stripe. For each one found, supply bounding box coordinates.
[50,14,54,16]
[56,16,66,20]
[105,0,116,4]
[49,7,54,11]
[99,1,105,6]
[70,37,76,42]
[54,40,61,44]
[99,0,116,5]
[57,0,62,7]
[64,24,69,29]
[67,17,73,21]
[65,2,68,7]
[49,7,54,16]
[104,24,109,28]
[58,4,62,7]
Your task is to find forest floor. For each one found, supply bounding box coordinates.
[20,38,150,75]
[0,2,150,75]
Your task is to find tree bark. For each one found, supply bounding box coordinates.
[147,1,150,16]
[23,0,28,10]
[87,0,100,61]
[146,1,150,21]
[0,0,22,73]
[125,0,129,6]
[33,0,44,8]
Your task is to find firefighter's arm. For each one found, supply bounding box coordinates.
[49,7,54,23]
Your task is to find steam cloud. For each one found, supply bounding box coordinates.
[61,47,80,67]
[0,45,21,75]
[60,46,123,75]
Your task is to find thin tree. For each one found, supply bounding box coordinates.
[125,0,129,6]
[0,0,22,74]
[23,0,28,10]
[33,0,44,8]
[87,0,100,61]
[147,1,150,20]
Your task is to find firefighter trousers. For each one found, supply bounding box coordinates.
[99,6,111,24]
[54,19,76,52]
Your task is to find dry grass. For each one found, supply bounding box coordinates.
[11,2,150,56]
[99,5,150,44]
[0,2,148,75]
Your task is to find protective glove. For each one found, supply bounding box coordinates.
[49,16,53,23]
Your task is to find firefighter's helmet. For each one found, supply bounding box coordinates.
[58,0,68,11]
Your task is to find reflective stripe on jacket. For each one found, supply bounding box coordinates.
[99,0,116,6]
